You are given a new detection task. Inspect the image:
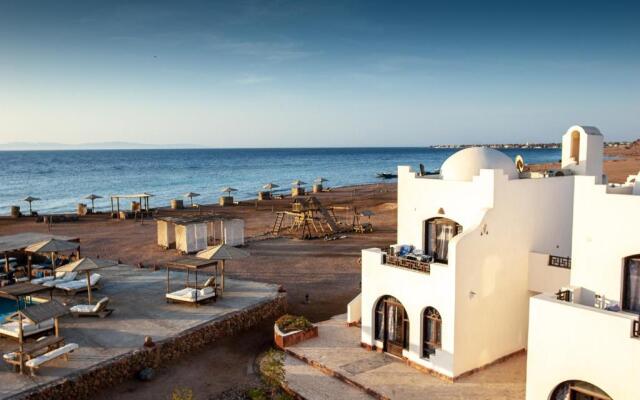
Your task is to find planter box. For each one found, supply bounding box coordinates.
[274,323,318,349]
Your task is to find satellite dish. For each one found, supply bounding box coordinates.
[515,155,525,172]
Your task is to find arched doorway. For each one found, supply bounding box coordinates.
[623,255,640,314]
[550,380,611,400]
[422,307,442,358]
[374,296,409,357]
[424,217,462,264]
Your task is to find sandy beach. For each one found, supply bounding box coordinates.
[1,145,638,399]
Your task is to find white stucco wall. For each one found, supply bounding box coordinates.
[572,176,640,304]
[360,248,456,377]
[367,165,576,377]
[528,252,571,293]
[452,172,574,375]
[527,295,640,400]
[561,126,604,183]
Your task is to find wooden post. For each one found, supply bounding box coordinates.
[166,266,170,293]
[27,255,32,281]
[86,270,93,304]
[54,317,59,337]
[221,260,225,293]
[18,312,24,374]
[4,252,9,274]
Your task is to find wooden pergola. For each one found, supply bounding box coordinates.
[110,193,152,216]
[165,257,219,301]
[0,282,54,306]
[3,300,68,374]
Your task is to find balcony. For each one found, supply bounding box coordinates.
[382,247,432,274]
[528,252,571,293]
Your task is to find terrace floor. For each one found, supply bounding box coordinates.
[0,264,280,399]
[284,315,526,400]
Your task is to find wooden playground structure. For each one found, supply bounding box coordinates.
[271,196,374,239]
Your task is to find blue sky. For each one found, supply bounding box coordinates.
[0,0,638,147]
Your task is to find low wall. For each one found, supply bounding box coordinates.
[274,324,318,349]
[16,294,287,400]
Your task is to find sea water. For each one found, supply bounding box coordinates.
[0,147,560,214]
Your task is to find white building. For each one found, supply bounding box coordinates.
[349,125,639,399]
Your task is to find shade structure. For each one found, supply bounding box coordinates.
[262,183,279,190]
[315,177,329,183]
[5,300,68,374]
[56,257,117,303]
[291,180,307,187]
[360,210,375,217]
[25,239,79,254]
[22,196,40,215]
[84,194,103,210]
[196,244,249,293]
[183,192,200,206]
[220,187,238,195]
[25,238,81,279]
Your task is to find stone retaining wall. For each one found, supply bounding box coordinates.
[15,294,287,400]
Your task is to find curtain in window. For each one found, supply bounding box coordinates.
[375,300,385,340]
[625,258,640,313]
[436,223,453,260]
[387,304,397,342]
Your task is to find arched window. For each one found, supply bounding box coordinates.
[423,307,442,358]
[551,380,611,400]
[425,218,462,264]
[623,255,640,314]
[570,130,581,164]
[374,296,409,357]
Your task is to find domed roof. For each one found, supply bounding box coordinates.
[440,147,518,181]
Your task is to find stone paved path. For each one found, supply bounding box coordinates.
[284,314,526,400]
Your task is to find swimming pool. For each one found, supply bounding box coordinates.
[0,297,37,323]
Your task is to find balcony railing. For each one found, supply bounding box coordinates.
[548,255,571,269]
[556,289,572,302]
[382,248,431,274]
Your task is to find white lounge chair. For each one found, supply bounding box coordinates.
[56,273,101,294]
[24,343,78,376]
[33,271,78,286]
[166,286,216,305]
[0,318,54,339]
[70,297,112,318]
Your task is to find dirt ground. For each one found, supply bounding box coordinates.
[0,183,397,400]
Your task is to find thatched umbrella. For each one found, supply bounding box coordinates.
[262,183,279,197]
[183,192,200,207]
[55,257,117,303]
[314,177,329,183]
[291,180,307,187]
[84,194,102,211]
[220,187,238,196]
[22,196,40,215]
[25,239,80,279]
[196,244,249,293]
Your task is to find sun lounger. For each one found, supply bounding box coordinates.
[0,318,55,339]
[70,297,113,318]
[55,273,101,294]
[32,271,78,286]
[24,343,78,376]
[166,286,216,305]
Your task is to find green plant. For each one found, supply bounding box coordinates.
[275,393,294,400]
[260,349,286,393]
[275,314,313,333]
[171,387,194,400]
[246,387,268,400]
